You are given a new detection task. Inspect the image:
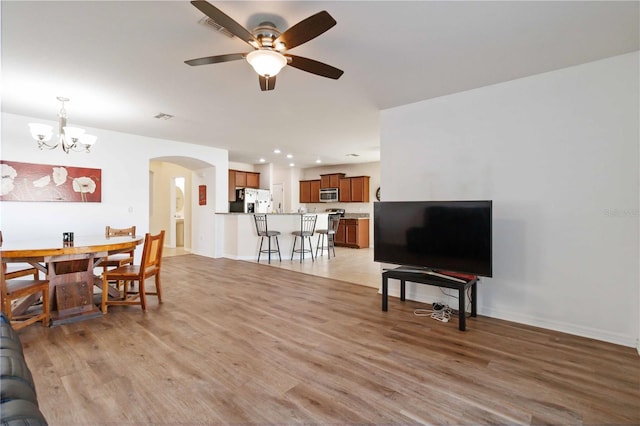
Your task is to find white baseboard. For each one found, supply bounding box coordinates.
[380,282,638,349]
[480,306,637,348]
[222,254,254,261]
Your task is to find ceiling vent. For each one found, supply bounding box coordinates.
[154,113,174,120]
[198,16,235,38]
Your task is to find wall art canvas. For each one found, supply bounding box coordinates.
[0,160,102,202]
[199,185,207,206]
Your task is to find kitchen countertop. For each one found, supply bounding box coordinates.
[342,213,370,218]
[220,213,331,261]
[218,212,369,218]
[218,212,329,215]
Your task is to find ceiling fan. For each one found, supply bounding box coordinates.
[185,0,344,91]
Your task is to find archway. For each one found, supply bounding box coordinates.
[149,156,216,256]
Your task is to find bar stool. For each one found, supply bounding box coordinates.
[316,213,341,258]
[291,214,317,263]
[254,214,281,264]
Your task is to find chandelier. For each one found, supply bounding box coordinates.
[28,97,97,154]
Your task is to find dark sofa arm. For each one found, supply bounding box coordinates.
[0,313,48,425]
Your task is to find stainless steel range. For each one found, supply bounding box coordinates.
[325,208,345,217]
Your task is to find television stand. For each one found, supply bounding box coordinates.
[381,267,478,331]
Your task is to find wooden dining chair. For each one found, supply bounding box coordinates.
[101,230,165,314]
[102,226,137,275]
[0,231,39,280]
[0,255,50,330]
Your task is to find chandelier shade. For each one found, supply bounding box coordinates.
[28,123,53,142]
[28,97,97,153]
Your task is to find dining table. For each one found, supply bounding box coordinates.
[0,235,143,326]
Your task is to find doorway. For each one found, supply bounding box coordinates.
[272,183,284,213]
[149,160,192,253]
[173,176,185,248]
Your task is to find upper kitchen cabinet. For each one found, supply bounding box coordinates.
[246,172,259,188]
[339,178,351,202]
[300,180,321,203]
[229,169,260,201]
[235,170,247,187]
[320,173,345,189]
[339,176,370,202]
[350,176,370,202]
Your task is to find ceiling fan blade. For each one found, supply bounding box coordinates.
[191,1,258,47]
[286,55,343,79]
[275,11,336,51]
[185,53,246,66]
[259,75,276,91]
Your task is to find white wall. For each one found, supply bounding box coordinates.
[271,166,302,213]
[380,52,639,347]
[255,163,273,191]
[1,112,229,258]
[192,166,218,257]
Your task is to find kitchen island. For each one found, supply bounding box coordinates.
[221,213,329,261]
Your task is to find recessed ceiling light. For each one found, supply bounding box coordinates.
[273,149,281,154]
[286,154,293,159]
[289,163,295,167]
[315,159,322,164]
[259,158,266,163]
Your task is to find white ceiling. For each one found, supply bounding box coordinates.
[2,1,638,169]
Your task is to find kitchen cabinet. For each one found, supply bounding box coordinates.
[349,176,370,202]
[339,178,351,202]
[334,218,369,248]
[310,180,320,203]
[246,172,260,188]
[299,180,320,203]
[235,171,247,187]
[300,173,370,203]
[228,170,238,201]
[339,176,370,202]
[320,173,345,189]
[229,169,260,201]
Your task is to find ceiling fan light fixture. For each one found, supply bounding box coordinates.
[246,49,287,77]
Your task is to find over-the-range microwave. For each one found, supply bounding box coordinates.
[319,188,339,202]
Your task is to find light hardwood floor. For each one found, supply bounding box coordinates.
[166,245,381,289]
[163,246,191,258]
[255,246,382,289]
[17,255,640,425]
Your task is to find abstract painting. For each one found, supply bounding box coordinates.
[0,160,102,202]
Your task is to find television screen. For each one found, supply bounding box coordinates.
[374,200,492,277]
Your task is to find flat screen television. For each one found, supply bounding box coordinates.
[374,200,492,277]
